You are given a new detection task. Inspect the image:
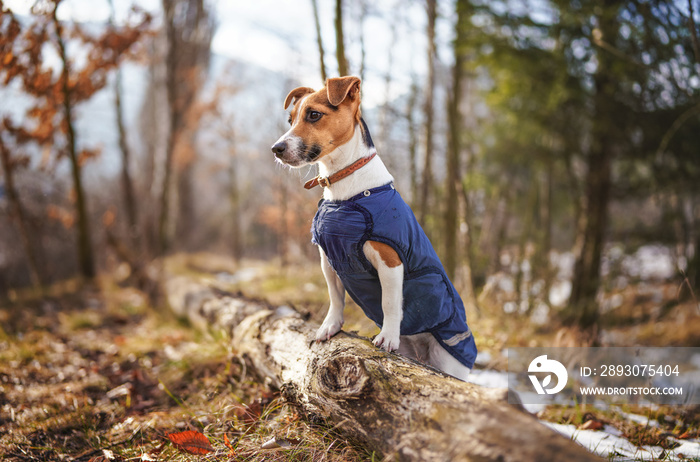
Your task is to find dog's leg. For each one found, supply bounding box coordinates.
[397,333,431,363]
[427,336,472,381]
[315,247,346,342]
[363,241,403,352]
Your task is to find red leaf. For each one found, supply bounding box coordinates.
[167,430,214,455]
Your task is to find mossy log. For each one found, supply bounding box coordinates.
[166,275,602,461]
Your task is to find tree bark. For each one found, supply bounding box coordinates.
[0,143,42,288]
[690,208,700,293]
[357,0,366,81]
[158,0,179,256]
[107,0,139,251]
[378,4,398,144]
[688,0,700,64]
[567,4,618,328]
[444,0,467,280]
[406,78,420,205]
[158,0,213,255]
[165,274,602,462]
[334,0,348,76]
[459,181,480,314]
[52,9,96,279]
[228,152,242,262]
[687,0,700,294]
[419,0,437,230]
[310,0,327,82]
[115,66,140,249]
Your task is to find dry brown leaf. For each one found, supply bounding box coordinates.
[579,419,604,431]
[677,431,698,440]
[224,433,236,455]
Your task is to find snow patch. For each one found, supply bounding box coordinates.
[545,422,700,461]
[625,246,676,280]
[216,267,260,284]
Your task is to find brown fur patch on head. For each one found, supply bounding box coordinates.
[284,77,363,162]
[284,87,315,110]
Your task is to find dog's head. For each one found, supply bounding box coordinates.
[272,76,362,167]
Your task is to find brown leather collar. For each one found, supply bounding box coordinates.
[304,152,377,190]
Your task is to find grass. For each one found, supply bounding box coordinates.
[2,254,699,461]
[0,270,373,461]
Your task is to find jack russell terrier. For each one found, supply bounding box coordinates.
[271,76,476,381]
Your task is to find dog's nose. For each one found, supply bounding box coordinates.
[271,141,287,158]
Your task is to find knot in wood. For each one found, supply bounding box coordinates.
[316,355,370,399]
[280,382,302,403]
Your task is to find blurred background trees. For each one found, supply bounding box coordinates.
[1,0,698,334]
[1,0,150,283]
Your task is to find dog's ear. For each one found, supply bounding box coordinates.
[284,87,315,110]
[326,76,361,107]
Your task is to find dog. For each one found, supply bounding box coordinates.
[271,76,476,381]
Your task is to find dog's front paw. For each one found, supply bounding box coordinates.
[315,315,344,342]
[373,328,400,352]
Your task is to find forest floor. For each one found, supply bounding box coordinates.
[1,253,699,461]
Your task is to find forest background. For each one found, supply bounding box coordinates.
[1,0,700,345]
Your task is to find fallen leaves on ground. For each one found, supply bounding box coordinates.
[167,430,214,455]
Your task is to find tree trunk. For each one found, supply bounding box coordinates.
[406,78,420,205]
[568,150,610,327]
[228,153,242,262]
[690,203,700,293]
[357,0,366,81]
[158,0,212,255]
[53,10,96,279]
[688,0,700,64]
[158,0,179,255]
[137,37,160,258]
[310,0,327,82]
[687,0,700,295]
[567,5,618,328]
[176,165,196,250]
[419,0,437,230]
[0,143,42,288]
[515,181,537,314]
[444,0,467,280]
[334,0,348,76]
[114,66,140,250]
[165,274,602,462]
[539,160,554,298]
[378,13,398,152]
[108,0,139,251]
[693,232,700,294]
[458,182,480,314]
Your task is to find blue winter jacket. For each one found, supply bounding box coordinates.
[311,183,477,369]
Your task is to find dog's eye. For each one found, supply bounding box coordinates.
[307,111,323,122]
[287,116,292,125]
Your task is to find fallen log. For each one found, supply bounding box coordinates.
[165,275,602,461]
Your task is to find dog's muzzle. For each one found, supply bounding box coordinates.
[271,141,287,158]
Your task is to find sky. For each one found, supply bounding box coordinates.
[3,0,449,108]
